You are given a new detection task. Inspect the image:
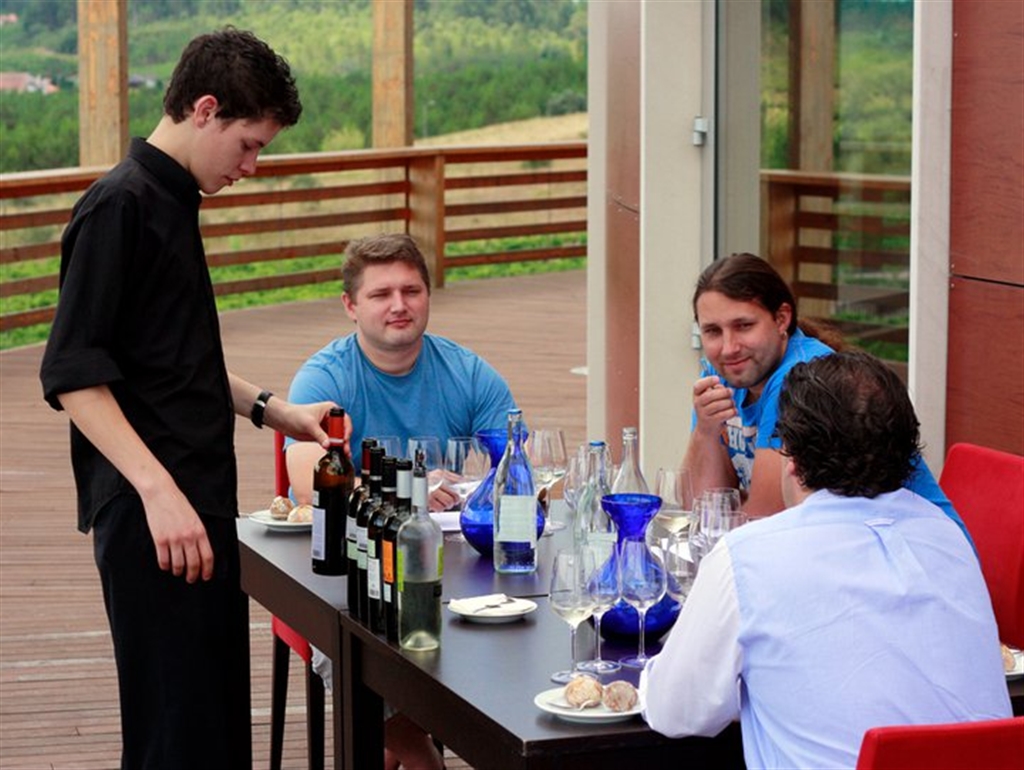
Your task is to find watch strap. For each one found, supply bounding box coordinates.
[251,390,273,429]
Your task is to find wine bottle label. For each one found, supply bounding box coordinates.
[495,495,535,542]
[367,557,381,599]
[382,542,395,583]
[311,506,327,560]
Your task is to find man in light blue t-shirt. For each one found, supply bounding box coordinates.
[684,253,972,545]
[286,233,516,511]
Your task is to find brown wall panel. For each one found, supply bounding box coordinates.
[945,277,1024,456]
[604,0,642,442]
[950,0,1024,285]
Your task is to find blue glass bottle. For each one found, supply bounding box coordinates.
[460,427,544,557]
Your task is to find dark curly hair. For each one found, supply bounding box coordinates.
[163,27,301,127]
[694,253,845,350]
[777,351,921,497]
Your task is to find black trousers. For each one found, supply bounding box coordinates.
[93,495,252,770]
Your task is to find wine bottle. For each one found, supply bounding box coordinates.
[492,408,537,574]
[347,438,377,611]
[574,440,614,549]
[612,426,649,493]
[355,446,385,623]
[383,459,412,643]
[367,456,397,634]
[311,408,355,575]
[397,460,443,651]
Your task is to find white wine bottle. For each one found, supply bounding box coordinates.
[397,458,443,651]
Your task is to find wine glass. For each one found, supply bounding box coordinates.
[369,435,402,459]
[548,549,595,684]
[526,427,568,533]
[663,521,698,604]
[562,444,587,513]
[407,436,443,492]
[646,468,695,553]
[576,539,621,675]
[444,436,488,509]
[618,539,667,669]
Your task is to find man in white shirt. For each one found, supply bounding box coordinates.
[642,351,1011,769]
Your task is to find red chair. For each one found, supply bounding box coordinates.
[939,442,1024,648]
[856,717,1024,770]
[270,430,325,770]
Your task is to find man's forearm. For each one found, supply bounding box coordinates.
[684,429,738,498]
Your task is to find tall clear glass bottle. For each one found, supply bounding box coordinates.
[492,409,537,574]
[574,440,615,549]
[397,460,443,651]
[311,408,355,575]
[612,426,649,493]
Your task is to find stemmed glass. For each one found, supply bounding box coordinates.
[548,549,595,684]
[407,436,443,492]
[368,435,402,459]
[526,428,568,533]
[561,444,587,513]
[692,488,745,570]
[444,436,488,508]
[618,539,667,669]
[646,468,695,557]
[663,522,698,604]
[576,539,621,675]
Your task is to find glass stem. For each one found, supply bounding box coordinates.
[593,612,603,660]
[569,623,578,670]
[637,609,647,660]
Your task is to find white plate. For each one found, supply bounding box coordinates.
[248,509,312,532]
[1006,647,1024,681]
[533,687,641,724]
[447,597,537,624]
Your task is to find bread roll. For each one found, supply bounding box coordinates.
[269,495,294,520]
[601,680,638,712]
[564,675,603,709]
[288,504,314,523]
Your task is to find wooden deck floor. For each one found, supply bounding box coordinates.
[0,270,587,769]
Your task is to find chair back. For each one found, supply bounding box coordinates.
[274,430,289,497]
[856,717,1024,770]
[939,442,1024,647]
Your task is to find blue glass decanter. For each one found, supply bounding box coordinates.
[460,428,544,557]
[598,492,680,640]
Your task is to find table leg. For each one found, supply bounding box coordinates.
[341,622,384,770]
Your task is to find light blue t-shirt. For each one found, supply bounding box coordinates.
[288,333,516,469]
[703,330,973,546]
[726,489,1010,769]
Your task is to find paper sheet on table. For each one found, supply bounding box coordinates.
[448,594,510,614]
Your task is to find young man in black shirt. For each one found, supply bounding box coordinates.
[40,28,335,768]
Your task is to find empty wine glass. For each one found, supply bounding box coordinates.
[407,436,443,492]
[618,539,667,669]
[368,434,402,459]
[562,444,587,513]
[444,436,488,509]
[576,539,621,675]
[526,427,568,533]
[663,522,698,604]
[548,549,595,684]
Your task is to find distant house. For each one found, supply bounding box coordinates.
[0,13,18,27]
[0,72,58,95]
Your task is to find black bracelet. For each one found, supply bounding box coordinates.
[251,390,273,429]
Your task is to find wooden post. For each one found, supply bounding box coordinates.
[77,0,128,168]
[372,0,413,147]
[788,0,836,319]
[409,154,445,289]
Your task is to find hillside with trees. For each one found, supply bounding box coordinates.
[0,0,588,172]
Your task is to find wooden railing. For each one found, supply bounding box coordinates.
[762,169,911,356]
[0,142,588,333]
[2,152,912,355]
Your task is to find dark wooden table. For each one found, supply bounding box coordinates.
[238,516,743,770]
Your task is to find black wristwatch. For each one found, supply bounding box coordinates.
[251,390,273,429]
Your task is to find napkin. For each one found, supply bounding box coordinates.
[448,593,513,614]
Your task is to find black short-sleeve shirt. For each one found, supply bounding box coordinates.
[40,138,238,533]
